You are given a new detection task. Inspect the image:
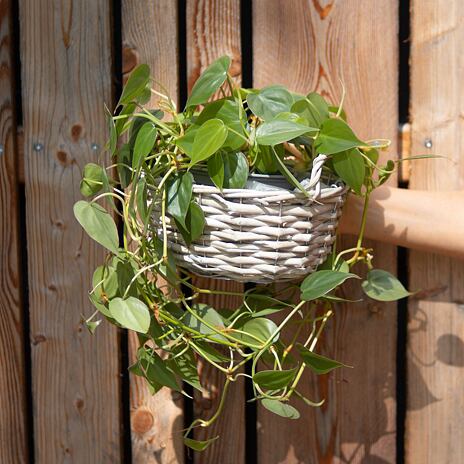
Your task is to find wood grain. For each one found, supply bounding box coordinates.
[407,1,464,462]
[0,0,28,462]
[186,2,245,463]
[253,1,399,462]
[121,2,185,463]
[19,1,121,462]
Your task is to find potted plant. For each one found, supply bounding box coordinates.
[74,56,410,451]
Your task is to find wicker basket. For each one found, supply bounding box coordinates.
[151,154,348,283]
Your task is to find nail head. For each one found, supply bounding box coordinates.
[91,143,100,151]
[33,142,44,152]
[424,138,433,149]
[0,144,4,155]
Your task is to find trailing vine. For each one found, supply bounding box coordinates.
[74,56,411,451]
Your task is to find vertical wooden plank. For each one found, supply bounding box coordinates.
[121,2,185,463]
[407,2,464,463]
[186,2,245,463]
[253,1,398,462]
[19,1,121,462]
[0,1,28,462]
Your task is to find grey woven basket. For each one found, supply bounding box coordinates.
[151,154,347,283]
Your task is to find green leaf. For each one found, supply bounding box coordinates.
[223,152,249,188]
[183,303,227,342]
[256,119,315,146]
[236,317,279,347]
[315,118,364,154]
[297,343,348,374]
[192,341,230,363]
[74,200,119,254]
[190,119,228,166]
[247,85,294,120]
[255,144,281,174]
[253,368,297,390]
[92,265,118,301]
[116,143,132,188]
[128,110,163,148]
[332,149,366,194]
[168,347,203,392]
[207,152,225,188]
[106,106,117,155]
[184,436,219,452]
[208,151,249,189]
[291,92,329,127]
[132,122,157,168]
[109,297,151,333]
[174,200,205,245]
[175,124,198,156]
[197,99,246,150]
[135,177,149,224]
[166,171,193,228]
[377,159,395,186]
[137,347,180,391]
[261,399,300,419]
[80,163,104,197]
[118,64,151,106]
[362,269,411,301]
[301,270,359,301]
[186,56,231,107]
[84,319,101,335]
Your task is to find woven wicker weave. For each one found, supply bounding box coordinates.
[151,154,348,283]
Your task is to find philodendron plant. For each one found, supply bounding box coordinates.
[74,56,411,451]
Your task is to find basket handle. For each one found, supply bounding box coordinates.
[305,153,327,197]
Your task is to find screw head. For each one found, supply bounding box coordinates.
[33,142,44,152]
[424,138,433,149]
[91,143,100,152]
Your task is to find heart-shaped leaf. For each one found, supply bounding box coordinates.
[362,269,411,301]
[74,201,119,254]
[197,98,246,150]
[109,297,151,333]
[166,171,193,228]
[132,122,157,168]
[236,317,279,348]
[301,270,359,301]
[186,56,231,107]
[137,347,180,391]
[253,368,297,390]
[183,303,227,342]
[190,119,228,166]
[291,92,329,127]
[118,64,150,106]
[184,436,219,452]
[247,85,294,120]
[207,152,225,188]
[80,163,104,197]
[261,399,300,419]
[297,343,348,374]
[332,148,366,194]
[174,200,205,245]
[256,119,315,146]
[316,118,364,154]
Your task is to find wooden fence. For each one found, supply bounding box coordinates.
[0,0,463,462]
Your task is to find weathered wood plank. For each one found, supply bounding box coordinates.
[186,2,245,463]
[407,2,464,463]
[0,1,28,462]
[253,1,398,462]
[121,2,185,463]
[19,1,121,462]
